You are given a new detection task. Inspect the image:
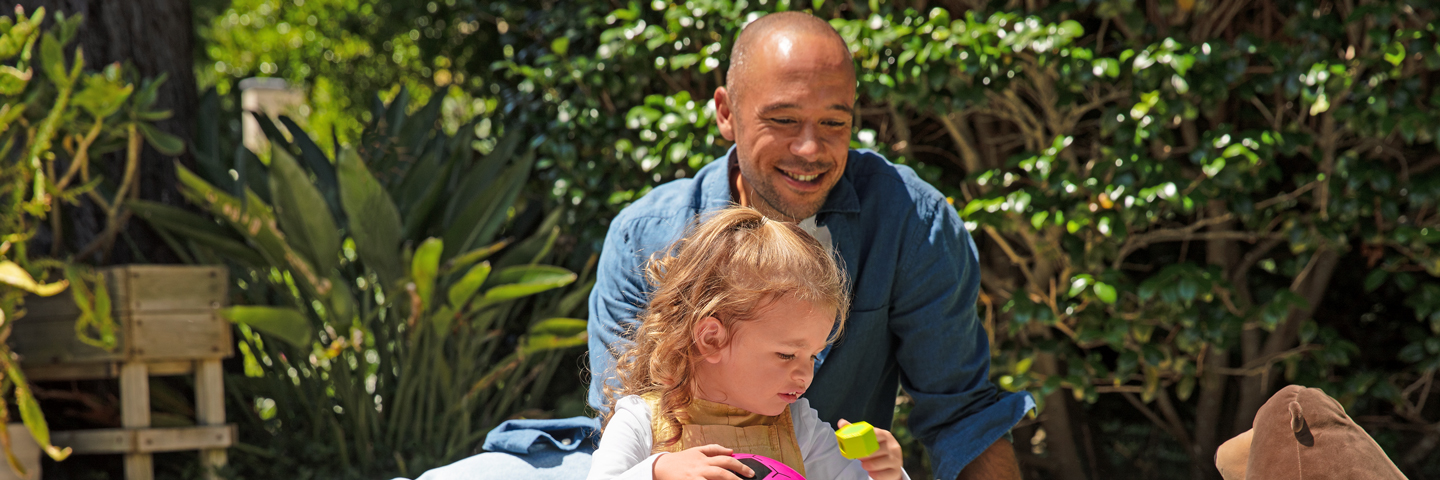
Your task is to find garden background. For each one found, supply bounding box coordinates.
[2,0,1439,479]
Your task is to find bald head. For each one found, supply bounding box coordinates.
[726,11,854,104]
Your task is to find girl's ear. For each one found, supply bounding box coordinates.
[693,316,729,362]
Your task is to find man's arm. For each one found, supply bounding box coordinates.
[956,438,1021,480]
[586,216,653,412]
[885,183,1034,479]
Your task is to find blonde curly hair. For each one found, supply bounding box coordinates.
[603,206,850,447]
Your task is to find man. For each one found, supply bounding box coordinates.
[587,11,1033,480]
[412,10,1032,480]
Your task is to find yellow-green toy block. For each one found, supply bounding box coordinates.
[836,421,879,460]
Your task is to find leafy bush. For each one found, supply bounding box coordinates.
[195,0,1440,478]
[0,6,181,476]
[135,90,591,478]
[504,1,1440,478]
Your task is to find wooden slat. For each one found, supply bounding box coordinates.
[195,360,228,480]
[9,314,126,364]
[50,425,235,454]
[129,312,233,361]
[20,360,194,382]
[120,363,153,480]
[112,265,226,312]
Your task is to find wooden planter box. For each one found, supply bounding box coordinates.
[10,265,234,480]
[0,424,40,480]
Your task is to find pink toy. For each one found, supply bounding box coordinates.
[729,453,805,480]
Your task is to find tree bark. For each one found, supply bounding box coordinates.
[5,0,196,263]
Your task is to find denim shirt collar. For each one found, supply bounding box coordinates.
[700,147,862,219]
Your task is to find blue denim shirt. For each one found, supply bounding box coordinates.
[586,149,1034,479]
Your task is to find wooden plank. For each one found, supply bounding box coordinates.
[9,315,125,364]
[129,312,233,361]
[19,360,193,382]
[50,425,235,454]
[194,360,228,480]
[120,362,153,480]
[0,424,41,480]
[19,362,119,382]
[112,265,226,312]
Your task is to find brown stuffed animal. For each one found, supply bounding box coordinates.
[1215,385,1407,480]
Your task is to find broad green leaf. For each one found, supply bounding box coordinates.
[269,146,340,275]
[529,317,587,337]
[447,261,491,308]
[176,163,331,298]
[138,121,185,156]
[127,200,267,267]
[337,147,405,289]
[521,317,588,355]
[0,261,67,296]
[448,240,510,272]
[551,36,570,56]
[412,238,443,311]
[477,265,577,308]
[221,306,314,347]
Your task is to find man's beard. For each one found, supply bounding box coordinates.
[746,175,825,223]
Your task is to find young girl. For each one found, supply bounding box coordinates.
[588,207,909,480]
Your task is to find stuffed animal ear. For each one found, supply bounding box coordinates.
[1288,400,1314,447]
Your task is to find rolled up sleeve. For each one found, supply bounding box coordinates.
[891,199,1034,480]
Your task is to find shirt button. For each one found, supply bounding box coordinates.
[560,438,573,446]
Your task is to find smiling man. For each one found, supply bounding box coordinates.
[588,11,1035,480]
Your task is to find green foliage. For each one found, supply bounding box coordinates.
[0,6,177,476]
[197,0,1440,476]
[137,89,591,478]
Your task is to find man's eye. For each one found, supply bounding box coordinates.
[777,353,796,360]
[769,117,796,124]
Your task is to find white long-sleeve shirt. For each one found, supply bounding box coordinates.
[587,395,910,480]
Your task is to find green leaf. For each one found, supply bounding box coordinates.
[8,364,72,461]
[127,200,268,267]
[38,31,64,85]
[138,121,185,156]
[448,261,492,308]
[551,36,570,56]
[70,72,133,119]
[412,237,444,311]
[529,317,587,337]
[1094,282,1118,304]
[0,261,67,296]
[477,265,577,307]
[0,65,32,96]
[1363,269,1387,292]
[269,146,340,275]
[521,317,588,355]
[221,306,314,347]
[336,147,404,289]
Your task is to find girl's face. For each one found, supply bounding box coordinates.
[693,297,836,416]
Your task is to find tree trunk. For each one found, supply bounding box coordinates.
[5,0,196,264]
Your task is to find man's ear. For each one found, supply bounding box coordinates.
[714,87,736,142]
[693,316,729,363]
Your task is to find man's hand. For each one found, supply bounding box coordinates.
[956,438,1021,480]
[838,419,905,480]
[653,444,753,480]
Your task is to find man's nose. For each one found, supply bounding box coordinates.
[791,123,821,159]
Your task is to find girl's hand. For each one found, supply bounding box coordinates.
[653,444,754,480]
[838,419,904,480]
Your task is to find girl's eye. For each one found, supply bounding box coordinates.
[777,353,796,361]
